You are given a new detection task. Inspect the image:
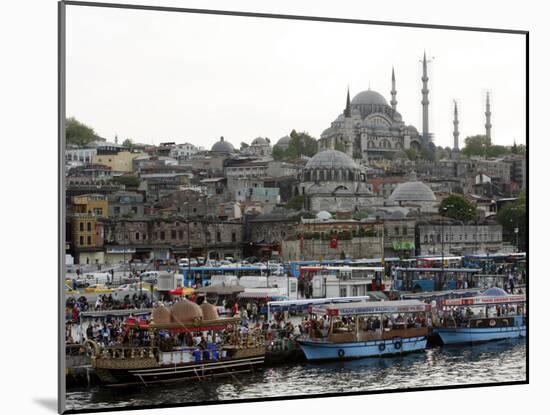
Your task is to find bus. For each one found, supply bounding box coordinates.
[393,267,482,292]
[180,265,268,287]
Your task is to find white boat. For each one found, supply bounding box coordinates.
[434,287,526,345]
[297,300,431,361]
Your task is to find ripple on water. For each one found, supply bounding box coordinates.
[65,339,526,411]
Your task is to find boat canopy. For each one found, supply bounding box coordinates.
[442,294,526,307]
[310,299,430,316]
[395,267,482,273]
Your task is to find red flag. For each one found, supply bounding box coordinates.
[330,236,338,249]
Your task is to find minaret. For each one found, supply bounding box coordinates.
[421,51,430,143]
[344,87,351,118]
[485,92,492,141]
[453,100,460,151]
[390,67,397,111]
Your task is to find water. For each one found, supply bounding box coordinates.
[66,339,526,411]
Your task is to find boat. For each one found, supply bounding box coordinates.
[297,299,431,361]
[434,287,526,345]
[83,299,265,385]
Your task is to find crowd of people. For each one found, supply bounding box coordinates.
[65,293,153,323]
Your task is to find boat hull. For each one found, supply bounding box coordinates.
[436,326,526,345]
[94,354,265,385]
[297,336,427,361]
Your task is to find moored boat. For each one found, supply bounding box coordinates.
[434,287,526,345]
[297,300,431,361]
[84,300,265,385]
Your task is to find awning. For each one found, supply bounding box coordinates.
[238,291,274,299]
[196,285,245,295]
[169,287,195,296]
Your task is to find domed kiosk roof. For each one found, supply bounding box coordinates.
[351,89,388,106]
[305,149,359,171]
[211,136,235,153]
[388,173,436,202]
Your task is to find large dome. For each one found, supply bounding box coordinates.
[388,180,436,202]
[305,149,358,171]
[351,90,388,106]
[275,135,291,147]
[211,136,235,153]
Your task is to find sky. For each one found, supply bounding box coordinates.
[65,4,527,150]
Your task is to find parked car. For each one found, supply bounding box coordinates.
[84,284,113,293]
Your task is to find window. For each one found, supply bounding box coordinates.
[340,286,347,297]
[394,226,400,235]
[178,230,183,240]
[171,230,176,239]
[79,222,84,232]
[232,232,236,242]
[114,206,121,215]
[402,226,408,236]
[424,235,428,243]
[87,222,92,232]
[135,232,140,240]
[93,208,103,216]
[79,236,84,245]
[216,232,221,242]
[160,231,165,240]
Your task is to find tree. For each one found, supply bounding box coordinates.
[114,175,140,188]
[271,146,285,161]
[420,146,435,162]
[439,195,476,222]
[286,130,318,158]
[486,145,510,158]
[496,192,526,251]
[462,135,491,158]
[122,138,134,149]
[240,142,249,150]
[405,148,417,161]
[66,117,98,146]
[285,195,304,211]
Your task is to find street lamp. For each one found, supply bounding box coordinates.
[440,204,454,290]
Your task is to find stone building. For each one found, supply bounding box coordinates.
[107,191,145,218]
[416,221,506,255]
[298,149,382,211]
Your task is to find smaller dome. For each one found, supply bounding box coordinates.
[388,177,436,202]
[171,298,203,323]
[316,211,332,220]
[251,137,269,146]
[152,305,171,324]
[304,149,359,171]
[200,301,219,320]
[211,136,235,153]
[481,287,509,297]
[276,135,290,145]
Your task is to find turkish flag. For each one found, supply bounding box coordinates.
[330,236,338,249]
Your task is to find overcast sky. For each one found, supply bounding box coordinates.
[66,4,526,150]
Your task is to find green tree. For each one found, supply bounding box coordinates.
[114,175,140,187]
[420,146,436,162]
[439,195,476,222]
[287,130,318,158]
[496,192,526,251]
[272,146,285,160]
[285,195,304,211]
[486,145,510,158]
[122,138,134,149]
[462,135,491,158]
[405,148,417,161]
[352,150,363,160]
[66,117,98,146]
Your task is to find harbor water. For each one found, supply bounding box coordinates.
[66,338,526,411]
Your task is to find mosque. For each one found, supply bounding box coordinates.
[318,53,435,161]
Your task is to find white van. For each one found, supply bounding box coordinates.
[140,271,161,284]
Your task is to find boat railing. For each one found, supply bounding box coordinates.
[97,346,158,360]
